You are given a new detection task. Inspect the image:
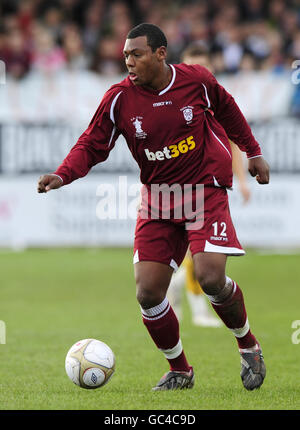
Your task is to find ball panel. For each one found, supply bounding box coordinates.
[67,339,92,354]
[84,340,115,368]
[65,356,80,386]
[82,368,106,388]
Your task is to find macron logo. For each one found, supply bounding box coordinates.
[153,101,172,107]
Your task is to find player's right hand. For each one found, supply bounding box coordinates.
[248,156,270,185]
[37,174,63,193]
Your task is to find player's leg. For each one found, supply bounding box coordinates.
[193,252,251,338]
[133,215,194,390]
[184,253,222,327]
[192,251,266,390]
[134,261,194,390]
[135,261,190,371]
[188,186,265,390]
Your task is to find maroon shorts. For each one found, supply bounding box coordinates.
[133,185,244,270]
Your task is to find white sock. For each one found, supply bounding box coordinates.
[239,343,260,354]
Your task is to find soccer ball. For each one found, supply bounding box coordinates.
[65,338,115,389]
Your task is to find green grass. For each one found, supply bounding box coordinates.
[0,248,299,410]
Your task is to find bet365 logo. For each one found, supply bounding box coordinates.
[145,135,196,161]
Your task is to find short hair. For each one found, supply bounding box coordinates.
[127,23,167,52]
[181,42,210,61]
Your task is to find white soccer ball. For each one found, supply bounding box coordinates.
[65,338,115,389]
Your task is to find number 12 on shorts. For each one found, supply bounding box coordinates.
[212,221,227,237]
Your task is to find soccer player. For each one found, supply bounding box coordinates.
[167,43,252,327]
[37,23,269,391]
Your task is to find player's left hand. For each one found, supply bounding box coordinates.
[248,156,270,184]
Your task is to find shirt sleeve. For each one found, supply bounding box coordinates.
[200,67,262,159]
[54,88,122,185]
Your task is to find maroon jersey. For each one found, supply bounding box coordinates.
[55,63,261,188]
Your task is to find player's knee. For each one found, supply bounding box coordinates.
[195,270,225,295]
[136,288,165,309]
[134,262,172,309]
[136,281,165,309]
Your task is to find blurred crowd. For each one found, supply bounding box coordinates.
[0,0,300,80]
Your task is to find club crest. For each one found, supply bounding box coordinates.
[131,116,147,139]
[180,106,194,124]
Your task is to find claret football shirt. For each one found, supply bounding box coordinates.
[55,63,261,188]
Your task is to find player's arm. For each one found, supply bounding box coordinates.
[230,140,251,203]
[37,89,122,193]
[202,69,269,185]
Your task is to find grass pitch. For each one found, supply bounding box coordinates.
[0,248,299,410]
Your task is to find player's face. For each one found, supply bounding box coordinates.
[123,36,166,88]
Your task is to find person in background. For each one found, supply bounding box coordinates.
[31,25,66,74]
[62,24,89,71]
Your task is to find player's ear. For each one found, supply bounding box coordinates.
[156,46,167,61]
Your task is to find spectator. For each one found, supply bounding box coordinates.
[260,30,285,73]
[222,26,245,73]
[245,20,272,61]
[0,29,31,79]
[62,25,89,70]
[41,4,64,43]
[82,0,106,53]
[240,0,267,22]
[210,50,226,75]
[90,35,124,76]
[239,52,258,72]
[163,17,186,64]
[17,0,35,41]
[268,0,286,28]
[289,30,300,59]
[31,25,66,74]
[188,20,210,48]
